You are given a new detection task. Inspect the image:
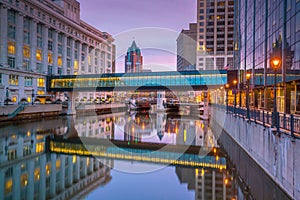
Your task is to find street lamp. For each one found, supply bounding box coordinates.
[31,89,35,105]
[233,80,237,114]
[270,56,281,128]
[246,72,251,120]
[5,87,9,105]
[225,83,230,113]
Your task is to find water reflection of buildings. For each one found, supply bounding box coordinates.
[176,167,235,200]
[0,130,112,200]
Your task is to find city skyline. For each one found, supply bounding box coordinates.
[77,0,197,72]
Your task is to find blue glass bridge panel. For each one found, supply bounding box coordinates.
[48,70,228,91]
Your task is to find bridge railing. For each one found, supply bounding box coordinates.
[211,104,300,137]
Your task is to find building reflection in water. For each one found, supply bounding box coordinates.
[0,112,256,200]
[0,128,112,200]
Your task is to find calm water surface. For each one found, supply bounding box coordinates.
[0,112,291,200]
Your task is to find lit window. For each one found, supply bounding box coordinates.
[8,42,16,54]
[21,173,28,187]
[34,168,40,181]
[12,96,17,102]
[23,46,30,58]
[74,60,78,70]
[37,78,45,87]
[56,160,60,169]
[48,53,53,64]
[9,74,18,85]
[36,50,42,61]
[5,179,13,194]
[45,164,51,176]
[37,90,45,95]
[36,142,44,153]
[58,56,62,66]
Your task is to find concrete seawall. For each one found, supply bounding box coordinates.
[0,104,63,122]
[210,107,300,200]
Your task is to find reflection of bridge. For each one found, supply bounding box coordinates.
[48,136,226,169]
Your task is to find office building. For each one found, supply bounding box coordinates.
[177,23,197,71]
[236,0,300,114]
[125,40,143,73]
[0,0,114,104]
[196,0,235,70]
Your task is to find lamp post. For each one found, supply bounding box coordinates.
[233,80,237,114]
[5,87,9,105]
[225,83,229,113]
[246,73,251,120]
[31,89,34,105]
[270,56,281,128]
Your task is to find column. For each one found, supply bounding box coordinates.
[27,160,35,200]
[74,157,80,182]
[38,155,46,200]
[59,155,66,191]
[84,45,89,74]
[62,35,67,75]
[88,158,94,173]
[13,164,21,200]
[67,91,76,115]
[16,13,24,69]
[0,5,8,67]
[67,159,73,186]
[91,47,95,74]
[50,154,56,197]
[97,49,101,74]
[78,42,82,74]
[157,91,166,111]
[0,169,5,200]
[52,30,58,75]
[29,19,37,71]
[70,38,75,74]
[42,25,49,74]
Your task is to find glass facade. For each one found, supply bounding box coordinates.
[49,70,227,91]
[237,0,300,113]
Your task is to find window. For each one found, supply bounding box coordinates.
[8,25,16,39]
[9,74,18,85]
[37,78,45,87]
[199,15,204,20]
[36,50,42,61]
[23,46,30,58]
[67,47,71,57]
[199,9,204,14]
[23,60,30,70]
[8,11,16,24]
[8,42,15,54]
[58,44,62,54]
[25,77,33,86]
[8,57,15,68]
[48,53,53,64]
[36,63,42,73]
[0,73,2,83]
[48,41,53,51]
[48,65,52,75]
[57,67,62,75]
[58,56,62,66]
[23,31,30,44]
[37,36,42,48]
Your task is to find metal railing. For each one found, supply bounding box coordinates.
[212,104,300,137]
[8,103,26,118]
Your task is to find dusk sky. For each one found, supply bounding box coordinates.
[77,0,197,72]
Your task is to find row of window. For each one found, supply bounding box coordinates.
[6,75,45,87]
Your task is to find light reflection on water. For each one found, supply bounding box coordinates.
[0,112,290,199]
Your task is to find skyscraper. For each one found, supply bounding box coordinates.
[176,23,197,71]
[236,0,300,114]
[196,0,235,70]
[125,40,143,73]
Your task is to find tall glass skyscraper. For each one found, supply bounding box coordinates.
[236,0,300,114]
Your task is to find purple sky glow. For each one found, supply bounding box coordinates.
[77,0,196,72]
